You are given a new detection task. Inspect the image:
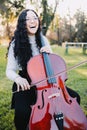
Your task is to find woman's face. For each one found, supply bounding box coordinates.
[26,10,39,35]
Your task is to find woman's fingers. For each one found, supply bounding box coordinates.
[40,46,52,53]
[15,76,30,92]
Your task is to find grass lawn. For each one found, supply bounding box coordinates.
[0,44,87,129]
[52,45,87,114]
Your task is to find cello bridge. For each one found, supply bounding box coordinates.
[48,92,60,99]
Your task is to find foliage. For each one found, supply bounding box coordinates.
[28,0,59,35]
[74,9,87,42]
[0,45,87,129]
[0,0,25,39]
[0,0,87,43]
[0,0,25,17]
[41,0,58,35]
[57,9,87,43]
[0,0,59,38]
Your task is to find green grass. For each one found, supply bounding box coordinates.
[0,45,15,130]
[52,45,87,114]
[0,45,87,129]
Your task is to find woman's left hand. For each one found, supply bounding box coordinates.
[40,46,52,53]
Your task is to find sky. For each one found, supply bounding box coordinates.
[25,0,87,18]
[48,0,87,17]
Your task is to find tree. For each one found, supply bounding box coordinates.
[0,0,60,38]
[41,0,58,35]
[0,0,24,16]
[0,0,25,39]
[56,16,75,43]
[29,0,59,35]
[74,9,86,42]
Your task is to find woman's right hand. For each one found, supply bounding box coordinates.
[14,76,30,92]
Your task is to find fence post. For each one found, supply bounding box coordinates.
[65,42,68,54]
[83,44,86,54]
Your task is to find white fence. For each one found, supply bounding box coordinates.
[62,42,87,54]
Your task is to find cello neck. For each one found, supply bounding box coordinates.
[40,32,56,83]
[42,52,56,84]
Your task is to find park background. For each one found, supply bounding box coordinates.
[0,0,87,129]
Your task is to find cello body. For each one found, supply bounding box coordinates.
[27,53,87,130]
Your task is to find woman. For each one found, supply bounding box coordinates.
[6,9,52,130]
[6,9,80,130]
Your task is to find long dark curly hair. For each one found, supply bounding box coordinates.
[8,9,42,69]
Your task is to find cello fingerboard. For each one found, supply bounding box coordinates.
[42,52,57,84]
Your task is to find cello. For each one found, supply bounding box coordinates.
[27,34,87,130]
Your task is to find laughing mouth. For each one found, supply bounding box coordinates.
[30,26,36,28]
